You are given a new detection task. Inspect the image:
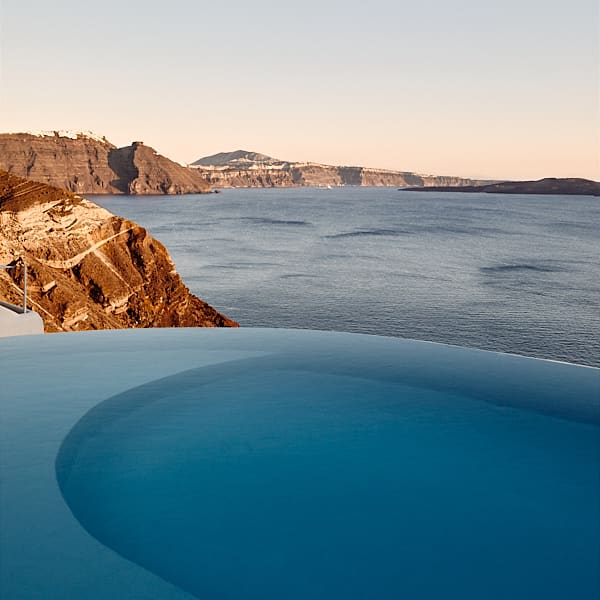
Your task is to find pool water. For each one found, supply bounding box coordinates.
[2,329,599,599]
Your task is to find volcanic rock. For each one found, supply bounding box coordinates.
[0,132,211,195]
[191,150,489,188]
[0,170,237,332]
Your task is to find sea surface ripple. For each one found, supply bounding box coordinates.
[96,188,600,367]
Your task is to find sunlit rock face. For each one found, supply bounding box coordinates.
[0,132,211,195]
[0,170,237,332]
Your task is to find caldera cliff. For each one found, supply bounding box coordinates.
[0,131,211,195]
[191,150,491,188]
[0,170,237,332]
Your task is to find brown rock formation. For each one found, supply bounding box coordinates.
[0,132,211,195]
[109,142,212,194]
[191,150,490,188]
[0,170,237,332]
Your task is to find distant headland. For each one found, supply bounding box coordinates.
[402,178,600,197]
[190,150,491,189]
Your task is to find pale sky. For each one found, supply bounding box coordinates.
[0,0,598,180]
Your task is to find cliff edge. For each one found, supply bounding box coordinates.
[0,132,211,195]
[0,170,237,332]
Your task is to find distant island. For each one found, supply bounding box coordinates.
[402,178,600,197]
[191,149,491,189]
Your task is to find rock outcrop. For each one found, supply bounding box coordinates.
[109,142,212,194]
[403,178,600,196]
[0,170,237,332]
[191,150,490,188]
[0,132,211,195]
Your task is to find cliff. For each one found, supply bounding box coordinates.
[403,178,600,196]
[0,170,237,332]
[0,134,492,193]
[191,150,489,188]
[0,132,211,195]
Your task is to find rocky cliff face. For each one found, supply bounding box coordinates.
[0,132,211,195]
[0,135,489,194]
[109,142,212,194]
[191,150,489,188]
[0,170,237,332]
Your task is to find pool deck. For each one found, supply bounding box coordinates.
[0,301,44,337]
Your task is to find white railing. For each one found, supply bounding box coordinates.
[0,261,28,314]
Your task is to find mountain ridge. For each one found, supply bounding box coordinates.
[5,135,589,193]
[190,149,493,188]
[192,150,281,167]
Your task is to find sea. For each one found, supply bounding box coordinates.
[95,187,600,368]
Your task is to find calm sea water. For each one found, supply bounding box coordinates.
[95,188,600,366]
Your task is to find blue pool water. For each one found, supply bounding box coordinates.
[1,329,599,598]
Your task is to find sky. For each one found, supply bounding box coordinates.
[0,0,598,180]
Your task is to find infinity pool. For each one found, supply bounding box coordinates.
[1,329,599,599]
